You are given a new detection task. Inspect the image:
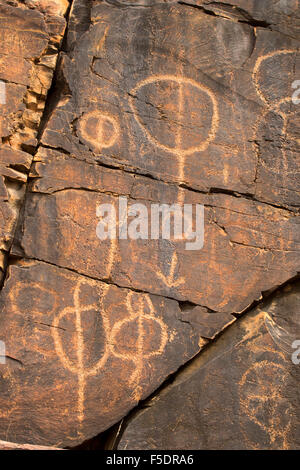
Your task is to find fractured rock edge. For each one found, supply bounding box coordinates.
[0,439,63,450]
[0,0,72,284]
[113,276,300,450]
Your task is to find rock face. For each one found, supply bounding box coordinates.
[118,283,300,450]
[16,147,300,313]
[0,439,63,450]
[0,0,299,449]
[0,0,69,281]
[0,260,207,446]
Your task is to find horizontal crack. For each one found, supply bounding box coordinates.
[35,146,299,215]
[32,321,67,331]
[178,1,271,28]
[8,254,218,312]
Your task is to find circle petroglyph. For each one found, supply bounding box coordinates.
[253,50,298,107]
[130,75,219,157]
[77,110,120,153]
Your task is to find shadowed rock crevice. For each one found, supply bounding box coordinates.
[0,0,73,290]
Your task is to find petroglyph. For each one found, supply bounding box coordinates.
[252,50,299,176]
[105,199,122,280]
[253,50,298,107]
[157,252,185,289]
[4,264,181,446]
[129,75,213,285]
[13,279,169,423]
[106,237,117,280]
[77,110,120,153]
[109,292,168,401]
[239,359,292,449]
[130,75,219,186]
[9,283,59,318]
[52,280,110,426]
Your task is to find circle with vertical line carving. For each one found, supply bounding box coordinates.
[77,110,120,153]
[130,75,219,156]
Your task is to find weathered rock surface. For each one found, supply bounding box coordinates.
[118,282,300,450]
[0,147,31,278]
[0,0,69,281]
[13,1,300,315]
[194,0,300,38]
[15,146,300,313]
[0,260,209,446]
[0,439,63,450]
[42,1,300,209]
[0,0,299,449]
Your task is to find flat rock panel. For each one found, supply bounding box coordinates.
[118,282,300,450]
[0,0,69,279]
[0,260,209,446]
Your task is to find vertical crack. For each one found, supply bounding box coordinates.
[0,1,75,292]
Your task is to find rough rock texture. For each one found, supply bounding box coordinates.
[0,0,299,449]
[195,0,300,38]
[0,0,69,281]
[0,260,208,446]
[118,282,300,450]
[41,1,300,210]
[14,147,300,313]
[0,439,63,450]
